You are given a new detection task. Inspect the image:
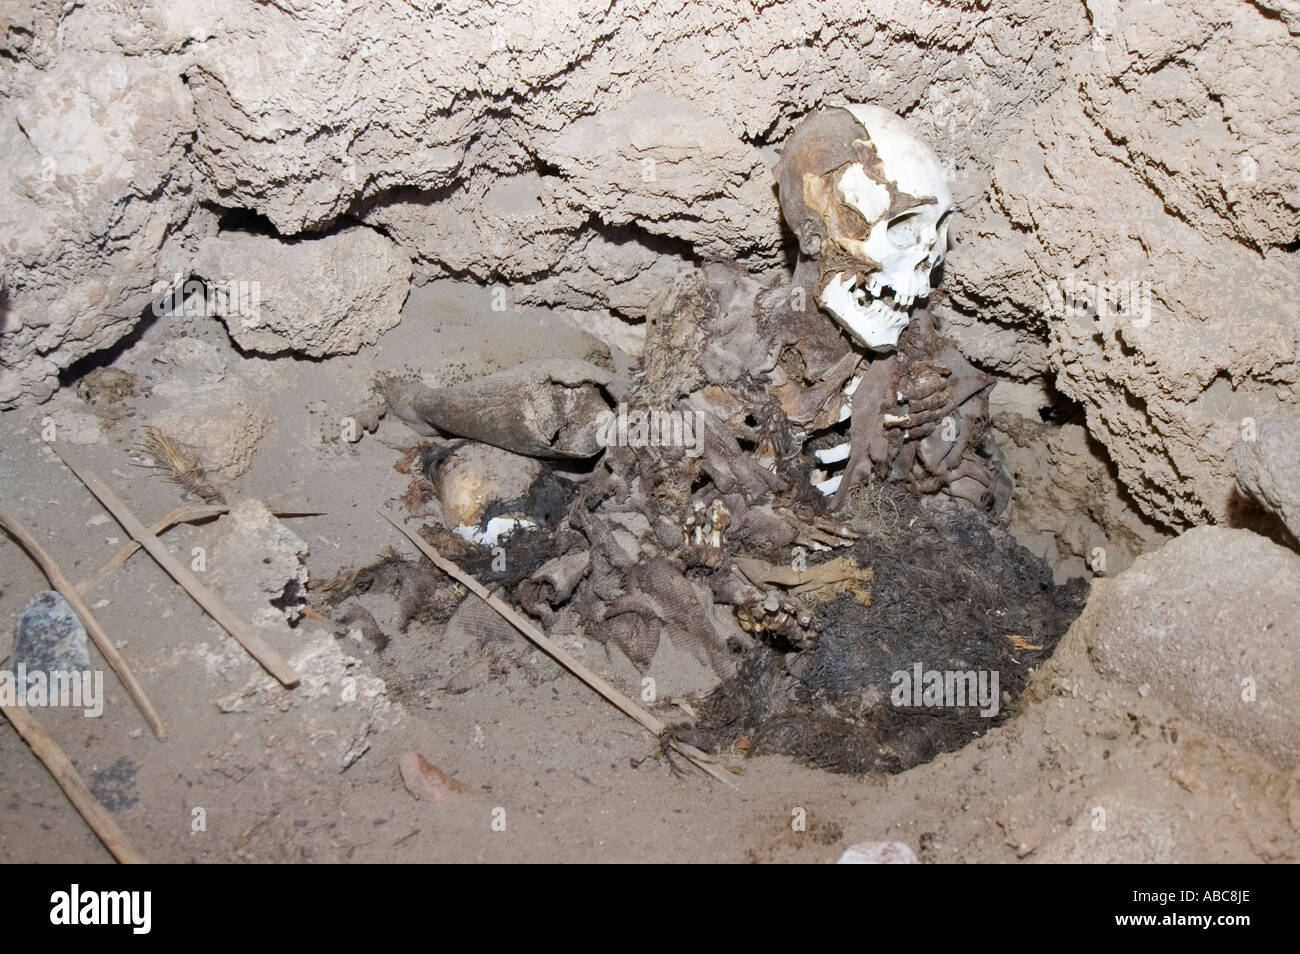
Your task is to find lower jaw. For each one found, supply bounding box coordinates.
[836,306,908,352]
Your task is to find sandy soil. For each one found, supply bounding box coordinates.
[1,283,1294,864]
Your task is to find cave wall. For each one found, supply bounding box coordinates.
[945,0,1300,529]
[2,0,1296,554]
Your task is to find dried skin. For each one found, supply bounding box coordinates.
[732,555,874,596]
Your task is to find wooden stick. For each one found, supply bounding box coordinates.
[0,504,167,740]
[1,702,147,863]
[77,505,325,594]
[47,444,300,689]
[379,511,736,787]
[78,506,224,594]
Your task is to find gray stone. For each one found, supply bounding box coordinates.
[10,591,91,675]
[89,757,139,813]
[191,227,412,358]
[1079,526,1300,767]
[207,500,310,627]
[1235,413,1300,545]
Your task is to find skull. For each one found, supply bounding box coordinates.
[777,104,955,352]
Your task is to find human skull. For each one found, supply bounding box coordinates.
[776,104,955,352]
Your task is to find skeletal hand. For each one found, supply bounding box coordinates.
[680,499,730,568]
[735,588,822,650]
[886,360,954,439]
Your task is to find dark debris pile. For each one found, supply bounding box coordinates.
[686,486,1088,774]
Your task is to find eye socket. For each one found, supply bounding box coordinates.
[886,212,922,249]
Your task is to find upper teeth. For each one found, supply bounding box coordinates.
[819,273,914,351]
[848,276,918,313]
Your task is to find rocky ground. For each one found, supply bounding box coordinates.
[2,282,1295,864]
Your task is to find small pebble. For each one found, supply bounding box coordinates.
[837,841,919,864]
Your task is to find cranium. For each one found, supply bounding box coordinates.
[777,104,955,351]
